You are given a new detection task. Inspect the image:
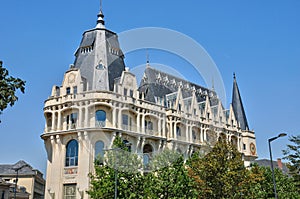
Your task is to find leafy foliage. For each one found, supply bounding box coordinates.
[88,138,300,198]
[188,140,249,198]
[88,138,197,199]
[0,61,25,120]
[283,135,300,191]
[247,163,300,199]
[146,150,198,198]
[87,136,144,199]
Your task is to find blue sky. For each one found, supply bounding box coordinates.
[0,0,299,174]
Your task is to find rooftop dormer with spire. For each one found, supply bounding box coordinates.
[73,3,125,91]
[231,73,249,130]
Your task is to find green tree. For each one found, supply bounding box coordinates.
[188,140,249,198]
[0,60,25,121]
[146,149,198,198]
[247,164,300,199]
[87,136,144,199]
[283,135,300,191]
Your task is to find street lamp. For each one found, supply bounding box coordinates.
[12,164,29,199]
[268,133,287,199]
[104,142,132,199]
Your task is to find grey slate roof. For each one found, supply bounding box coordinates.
[0,160,35,176]
[232,75,249,130]
[138,66,218,106]
[73,13,125,91]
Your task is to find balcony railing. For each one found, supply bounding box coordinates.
[95,121,106,128]
[177,136,186,141]
[64,167,78,175]
[67,123,77,130]
[121,124,137,132]
[145,128,160,137]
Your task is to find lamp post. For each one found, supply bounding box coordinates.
[104,142,132,199]
[12,164,29,199]
[268,133,287,199]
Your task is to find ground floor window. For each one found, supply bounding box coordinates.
[64,184,76,199]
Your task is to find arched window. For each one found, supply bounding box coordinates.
[95,141,104,164]
[143,144,153,169]
[176,126,181,137]
[95,110,106,127]
[65,140,78,167]
[192,130,197,140]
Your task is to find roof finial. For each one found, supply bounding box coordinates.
[96,0,105,28]
[212,76,215,91]
[146,49,150,67]
[233,72,236,80]
[100,0,103,12]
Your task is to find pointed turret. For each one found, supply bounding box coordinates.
[73,5,125,91]
[231,73,249,130]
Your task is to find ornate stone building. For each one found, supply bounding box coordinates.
[41,7,257,199]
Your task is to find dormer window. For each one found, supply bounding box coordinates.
[96,63,105,70]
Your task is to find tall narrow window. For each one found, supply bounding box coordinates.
[124,88,128,96]
[192,130,197,140]
[130,90,133,97]
[67,113,78,129]
[64,184,76,199]
[65,140,78,167]
[122,114,131,130]
[143,144,153,170]
[95,110,106,127]
[73,86,77,95]
[66,87,71,95]
[95,141,104,165]
[176,126,181,137]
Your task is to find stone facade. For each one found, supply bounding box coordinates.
[41,7,257,199]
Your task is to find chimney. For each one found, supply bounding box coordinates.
[277,158,283,170]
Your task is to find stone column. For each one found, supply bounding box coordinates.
[141,114,145,134]
[112,107,116,128]
[186,125,189,142]
[85,106,89,128]
[118,109,122,129]
[78,107,83,128]
[157,117,161,137]
[136,112,140,133]
[57,111,62,131]
[51,111,56,131]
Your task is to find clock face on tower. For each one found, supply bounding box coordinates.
[68,74,75,83]
[250,142,256,155]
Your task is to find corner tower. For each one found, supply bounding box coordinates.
[73,9,125,91]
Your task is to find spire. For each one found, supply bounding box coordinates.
[96,0,105,28]
[231,73,249,130]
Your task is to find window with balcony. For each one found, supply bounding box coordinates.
[145,120,153,134]
[122,114,132,131]
[67,113,78,129]
[65,140,78,167]
[95,110,106,127]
